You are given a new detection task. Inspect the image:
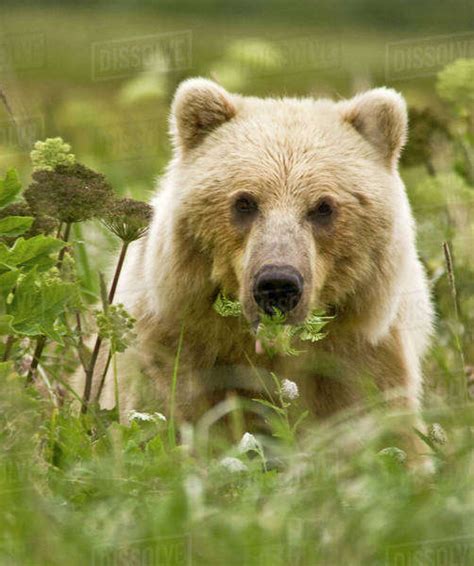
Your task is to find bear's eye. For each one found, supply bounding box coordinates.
[308,198,335,225]
[233,194,258,216]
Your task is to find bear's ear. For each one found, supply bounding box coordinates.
[340,88,408,168]
[170,78,236,151]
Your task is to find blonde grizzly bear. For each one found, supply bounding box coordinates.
[89,78,434,440]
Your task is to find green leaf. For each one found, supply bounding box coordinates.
[252,398,286,416]
[213,292,242,317]
[0,169,22,208]
[0,269,19,297]
[8,268,76,342]
[0,235,64,273]
[0,314,13,335]
[0,216,34,237]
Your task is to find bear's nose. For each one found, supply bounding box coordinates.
[253,265,303,316]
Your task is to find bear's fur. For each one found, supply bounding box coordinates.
[82,78,434,431]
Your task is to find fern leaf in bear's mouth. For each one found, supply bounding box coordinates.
[212,291,334,357]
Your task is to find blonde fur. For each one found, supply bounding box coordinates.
[74,79,434,427]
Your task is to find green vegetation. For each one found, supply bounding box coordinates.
[0,2,473,562]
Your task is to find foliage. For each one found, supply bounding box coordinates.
[213,292,331,356]
[437,59,474,117]
[0,55,473,565]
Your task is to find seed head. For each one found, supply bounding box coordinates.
[24,163,114,224]
[102,197,153,243]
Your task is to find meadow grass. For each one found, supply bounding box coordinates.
[0,6,473,565]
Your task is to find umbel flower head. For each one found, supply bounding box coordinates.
[281,378,299,400]
[102,197,153,243]
[24,163,114,224]
[30,137,75,172]
[95,303,136,354]
[0,200,58,241]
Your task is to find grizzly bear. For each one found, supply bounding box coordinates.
[85,78,434,441]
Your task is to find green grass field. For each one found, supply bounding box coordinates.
[1,4,474,565]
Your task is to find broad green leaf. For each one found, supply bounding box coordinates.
[0,169,22,208]
[0,216,34,238]
[0,269,19,298]
[8,268,76,342]
[0,235,64,273]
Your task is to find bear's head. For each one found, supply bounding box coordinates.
[162,78,412,344]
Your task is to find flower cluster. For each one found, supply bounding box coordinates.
[128,410,166,423]
[238,432,262,454]
[30,137,75,172]
[95,303,136,353]
[281,379,299,400]
[102,197,153,243]
[428,423,447,445]
[24,163,114,224]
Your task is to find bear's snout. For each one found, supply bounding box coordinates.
[252,265,303,316]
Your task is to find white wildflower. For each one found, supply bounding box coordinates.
[281,379,299,400]
[219,457,249,473]
[428,423,447,445]
[128,410,167,423]
[238,432,261,454]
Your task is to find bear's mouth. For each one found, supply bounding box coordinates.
[212,291,334,357]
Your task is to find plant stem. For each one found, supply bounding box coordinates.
[57,222,71,269]
[168,323,185,448]
[2,335,15,362]
[108,241,128,303]
[81,240,129,414]
[25,223,72,384]
[443,241,467,404]
[26,335,47,384]
[95,349,112,403]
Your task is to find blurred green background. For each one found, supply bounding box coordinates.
[0,0,472,190]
